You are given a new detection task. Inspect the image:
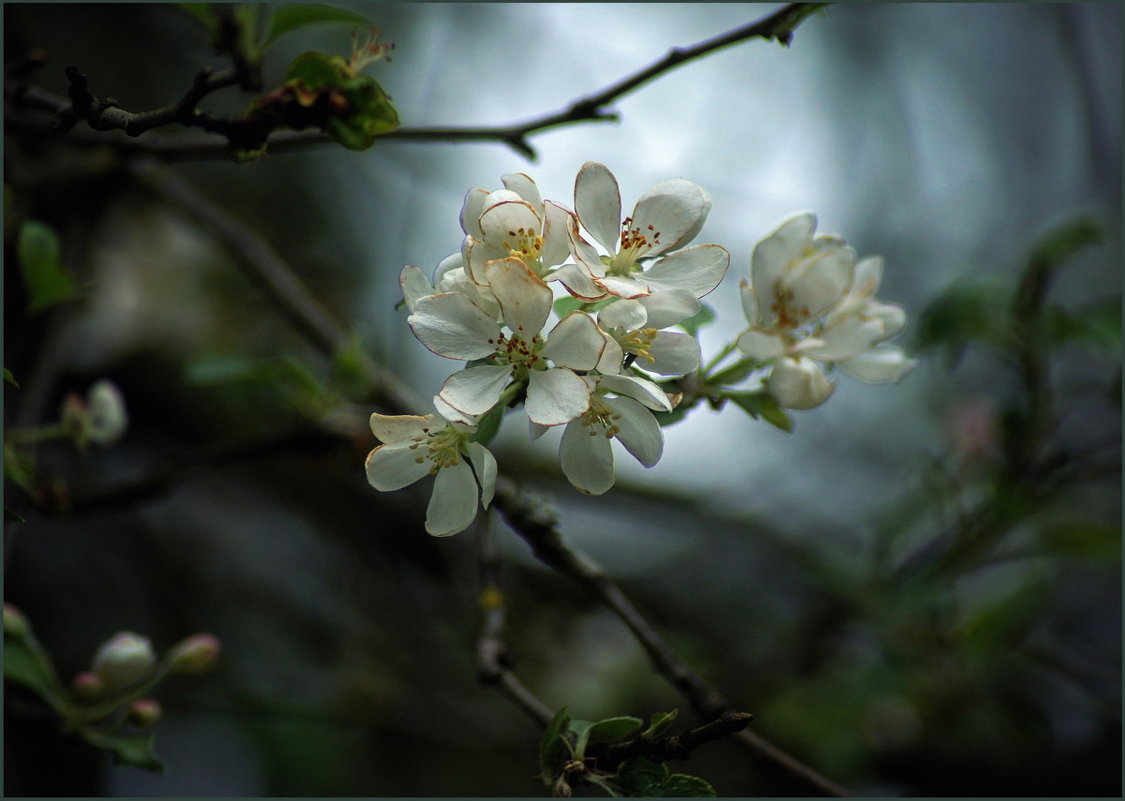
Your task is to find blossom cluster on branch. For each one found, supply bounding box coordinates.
[366,163,915,535]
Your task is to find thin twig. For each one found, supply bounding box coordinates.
[490,477,852,797]
[5,3,827,161]
[474,512,556,729]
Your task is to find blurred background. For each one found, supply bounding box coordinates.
[4,3,1120,796]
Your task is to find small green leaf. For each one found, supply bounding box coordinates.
[262,4,378,50]
[641,709,678,740]
[5,367,20,388]
[660,773,717,797]
[4,634,66,712]
[613,757,668,795]
[958,577,1051,650]
[726,390,793,432]
[82,730,165,772]
[539,705,573,783]
[284,50,345,89]
[913,280,1012,365]
[4,440,36,494]
[678,303,715,336]
[18,220,78,313]
[1047,298,1121,358]
[1025,217,1103,281]
[1036,520,1121,561]
[585,715,643,745]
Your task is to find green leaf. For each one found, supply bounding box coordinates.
[1036,520,1121,561]
[678,303,715,336]
[539,705,573,783]
[613,757,668,796]
[4,440,36,494]
[726,390,793,433]
[651,402,692,428]
[4,634,66,712]
[1047,298,1121,358]
[82,730,165,772]
[18,220,78,313]
[1025,217,1103,280]
[284,50,345,88]
[262,4,378,50]
[708,356,759,387]
[4,367,19,388]
[469,404,504,447]
[913,279,1012,365]
[660,773,717,797]
[641,709,678,740]
[585,715,643,745]
[957,577,1051,650]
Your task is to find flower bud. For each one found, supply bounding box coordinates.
[91,631,156,692]
[71,671,105,702]
[126,698,162,727]
[3,603,29,638]
[85,380,128,445]
[768,355,836,410]
[167,633,221,675]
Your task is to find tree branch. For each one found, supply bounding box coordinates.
[5,3,827,161]
[490,476,852,797]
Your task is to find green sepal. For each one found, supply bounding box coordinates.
[262,4,379,50]
[18,220,78,313]
[469,405,504,447]
[82,730,165,773]
[725,390,793,433]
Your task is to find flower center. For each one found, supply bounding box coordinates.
[579,396,622,439]
[606,216,661,276]
[502,227,546,276]
[618,327,658,364]
[491,333,545,379]
[414,424,468,472]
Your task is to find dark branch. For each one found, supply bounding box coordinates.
[588,711,754,772]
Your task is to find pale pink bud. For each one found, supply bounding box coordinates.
[91,631,156,692]
[3,603,29,638]
[167,633,221,675]
[126,698,162,727]
[71,671,105,702]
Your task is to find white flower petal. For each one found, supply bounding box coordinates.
[596,330,625,374]
[541,200,577,269]
[365,442,433,491]
[769,355,836,410]
[646,332,701,376]
[839,345,918,384]
[426,460,479,536]
[466,441,497,509]
[439,364,513,416]
[559,419,615,495]
[433,395,476,427]
[408,293,500,360]
[459,188,491,238]
[400,265,434,312]
[574,162,623,253]
[631,179,710,258]
[637,289,700,329]
[604,395,663,468]
[597,373,672,412]
[739,279,759,325]
[478,200,542,252]
[736,328,788,360]
[598,299,648,331]
[502,172,542,209]
[369,412,435,444]
[597,275,651,299]
[542,311,606,370]
[567,218,609,279]
[551,262,609,301]
[526,368,591,425]
[783,244,857,322]
[752,212,817,299]
[806,314,888,361]
[485,257,552,337]
[641,244,730,298]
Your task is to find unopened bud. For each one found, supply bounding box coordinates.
[126,698,162,727]
[3,603,29,638]
[71,671,105,702]
[85,380,128,445]
[91,631,156,692]
[167,633,221,675]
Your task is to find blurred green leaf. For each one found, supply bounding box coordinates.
[5,506,26,523]
[726,390,793,432]
[660,773,717,797]
[539,705,572,783]
[913,280,1012,365]
[82,730,165,772]
[284,50,344,88]
[1024,217,1103,281]
[4,367,18,387]
[17,220,78,313]
[708,356,759,387]
[4,440,36,494]
[678,303,715,336]
[1046,298,1121,358]
[957,577,1050,650]
[641,709,678,740]
[613,757,668,795]
[1035,520,1121,561]
[262,4,378,50]
[652,400,693,428]
[585,715,643,745]
[4,633,66,712]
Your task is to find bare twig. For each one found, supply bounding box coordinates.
[5,3,827,161]
[490,477,852,797]
[474,513,556,729]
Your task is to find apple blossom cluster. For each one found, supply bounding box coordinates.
[365,163,915,536]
